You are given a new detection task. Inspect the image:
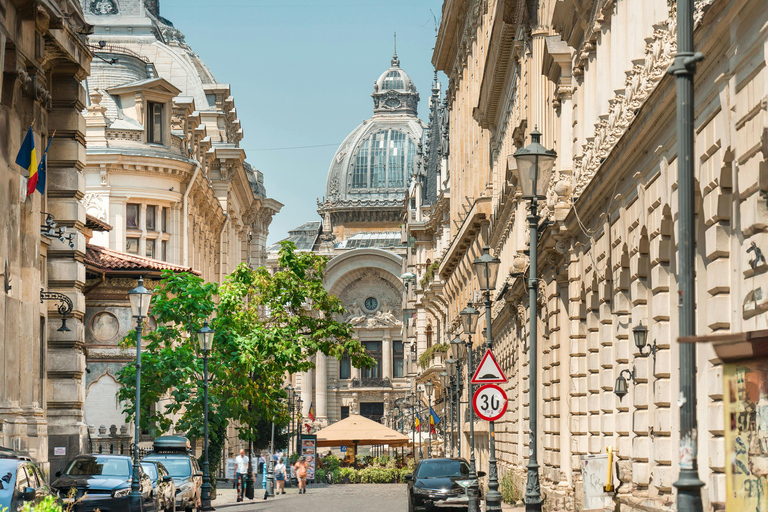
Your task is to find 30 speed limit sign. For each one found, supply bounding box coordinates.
[473,384,508,422]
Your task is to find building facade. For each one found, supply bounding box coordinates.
[401,0,768,510]
[274,53,427,428]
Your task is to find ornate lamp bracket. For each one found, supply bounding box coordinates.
[40,288,73,332]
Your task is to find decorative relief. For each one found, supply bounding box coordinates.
[89,0,118,15]
[340,272,402,330]
[106,130,142,142]
[91,311,120,342]
[83,193,108,221]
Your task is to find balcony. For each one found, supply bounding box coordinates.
[352,377,392,388]
[418,343,449,371]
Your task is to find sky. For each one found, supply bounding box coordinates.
[162,0,445,244]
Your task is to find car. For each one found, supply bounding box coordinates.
[51,454,155,512]
[0,448,56,512]
[142,436,201,512]
[405,458,485,511]
[141,461,176,512]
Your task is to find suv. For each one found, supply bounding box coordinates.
[0,448,55,512]
[142,437,201,512]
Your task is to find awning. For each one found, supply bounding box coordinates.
[314,415,411,448]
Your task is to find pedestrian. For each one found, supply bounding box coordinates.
[257,453,266,489]
[294,456,308,494]
[235,448,249,502]
[274,457,286,495]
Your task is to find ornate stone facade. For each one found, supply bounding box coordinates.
[404,0,768,510]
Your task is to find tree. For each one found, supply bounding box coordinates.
[117,242,373,473]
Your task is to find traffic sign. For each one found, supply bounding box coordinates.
[473,384,508,422]
[471,348,507,384]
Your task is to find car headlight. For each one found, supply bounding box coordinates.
[113,488,131,498]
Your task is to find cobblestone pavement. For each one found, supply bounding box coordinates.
[214,483,408,512]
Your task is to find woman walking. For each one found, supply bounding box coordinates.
[274,457,287,495]
[294,456,308,494]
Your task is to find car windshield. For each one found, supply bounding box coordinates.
[141,463,158,480]
[416,460,469,479]
[0,460,18,508]
[65,457,131,477]
[146,457,191,478]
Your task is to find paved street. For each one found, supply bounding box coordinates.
[215,484,408,512]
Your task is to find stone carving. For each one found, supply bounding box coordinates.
[91,311,120,342]
[90,0,118,15]
[83,193,108,221]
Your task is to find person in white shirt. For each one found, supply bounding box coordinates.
[273,457,287,495]
[235,448,249,502]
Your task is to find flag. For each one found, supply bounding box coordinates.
[308,402,316,421]
[305,423,311,433]
[414,412,421,433]
[429,406,440,435]
[35,132,55,195]
[15,127,37,197]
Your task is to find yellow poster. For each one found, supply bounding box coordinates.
[723,361,768,511]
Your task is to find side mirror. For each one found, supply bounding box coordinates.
[162,476,172,483]
[404,474,413,481]
[23,487,36,501]
[476,471,486,478]
[55,470,61,478]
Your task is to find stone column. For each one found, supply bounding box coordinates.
[300,367,313,416]
[46,69,89,476]
[315,354,327,421]
[382,333,393,380]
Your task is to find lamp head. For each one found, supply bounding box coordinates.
[472,246,501,292]
[614,374,629,400]
[424,380,433,396]
[197,320,214,353]
[439,370,449,388]
[128,276,152,318]
[445,356,456,377]
[512,128,557,199]
[460,305,479,335]
[633,322,649,350]
[450,336,467,360]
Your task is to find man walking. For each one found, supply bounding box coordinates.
[294,456,308,494]
[235,448,249,502]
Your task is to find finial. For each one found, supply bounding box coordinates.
[392,32,400,66]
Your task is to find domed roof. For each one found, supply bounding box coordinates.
[319,54,425,212]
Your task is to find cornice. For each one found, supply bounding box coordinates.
[438,195,492,279]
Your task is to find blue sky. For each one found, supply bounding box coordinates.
[162,0,445,244]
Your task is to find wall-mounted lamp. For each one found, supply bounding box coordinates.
[633,322,657,358]
[41,213,76,249]
[40,288,74,332]
[613,367,636,400]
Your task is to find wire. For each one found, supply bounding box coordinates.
[244,143,341,152]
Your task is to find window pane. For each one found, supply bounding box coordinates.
[126,238,139,255]
[370,131,388,188]
[340,354,350,379]
[352,139,369,188]
[161,240,168,262]
[362,341,382,378]
[388,131,406,188]
[146,205,156,231]
[150,103,163,143]
[161,207,168,232]
[146,239,155,259]
[383,71,404,90]
[393,341,404,378]
[126,204,139,229]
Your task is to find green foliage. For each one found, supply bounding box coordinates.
[289,452,299,465]
[331,468,343,484]
[20,495,64,512]
[314,468,327,483]
[359,467,397,484]
[419,259,441,288]
[406,457,416,471]
[322,454,341,472]
[499,471,522,504]
[418,342,450,369]
[116,242,375,450]
[339,467,359,483]
[399,467,412,482]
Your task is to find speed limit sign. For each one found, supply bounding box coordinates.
[473,384,508,422]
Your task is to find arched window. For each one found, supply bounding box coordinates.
[426,325,433,349]
[383,71,404,90]
[352,139,370,188]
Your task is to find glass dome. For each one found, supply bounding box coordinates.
[351,129,417,189]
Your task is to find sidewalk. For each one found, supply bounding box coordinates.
[213,483,301,507]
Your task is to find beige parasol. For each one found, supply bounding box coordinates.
[314,414,411,447]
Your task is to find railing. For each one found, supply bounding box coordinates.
[351,377,392,388]
[88,424,150,458]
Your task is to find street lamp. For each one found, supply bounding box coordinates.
[416,385,424,460]
[285,384,294,468]
[127,277,152,511]
[197,320,215,511]
[513,128,556,512]
[439,370,449,456]
[295,397,303,456]
[445,356,456,457]
[472,246,502,512]
[458,302,481,512]
[633,322,658,358]
[424,380,433,458]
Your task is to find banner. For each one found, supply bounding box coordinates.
[300,434,317,481]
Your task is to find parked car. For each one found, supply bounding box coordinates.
[142,437,201,512]
[0,448,56,512]
[405,458,485,512]
[51,454,156,512]
[141,461,176,512]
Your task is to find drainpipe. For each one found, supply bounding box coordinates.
[219,213,229,281]
[182,161,201,268]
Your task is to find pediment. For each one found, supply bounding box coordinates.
[107,78,182,99]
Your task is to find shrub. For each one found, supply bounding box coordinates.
[398,467,413,483]
[377,455,391,467]
[331,468,343,484]
[21,495,64,512]
[340,467,359,483]
[406,457,416,471]
[499,471,522,504]
[322,454,341,472]
[315,468,327,483]
[359,467,397,484]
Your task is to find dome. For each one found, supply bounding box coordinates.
[320,53,425,212]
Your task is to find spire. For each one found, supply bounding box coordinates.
[392,32,400,67]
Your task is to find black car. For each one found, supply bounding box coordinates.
[142,437,201,512]
[405,458,485,511]
[141,461,176,512]
[0,448,55,512]
[51,454,155,512]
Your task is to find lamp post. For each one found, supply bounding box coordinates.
[458,302,479,512]
[416,385,424,460]
[197,321,215,511]
[439,370,449,456]
[472,246,502,512]
[285,385,294,471]
[127,277,152,512]
[513,128,557,512]
[445,356,456,457]
[409,391,416,459]
[425,380,433,458]
[295,397,303,456]
[667,1,705,508]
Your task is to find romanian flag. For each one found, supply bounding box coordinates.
[15,128,37,197]
[308,402,316,421]
[429,406,440,435]
[414,412,421,433]
[35,132,54,195]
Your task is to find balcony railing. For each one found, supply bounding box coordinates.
[352,377,392,388]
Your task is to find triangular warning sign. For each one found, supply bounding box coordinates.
[471,349,507,384]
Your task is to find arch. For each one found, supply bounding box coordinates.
[85,372,128,430]
[325,248,403,294]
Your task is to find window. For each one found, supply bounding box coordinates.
[383,71,404,90]
[352,139,369,188]
[426,326,433,349]
[388,130,406,187]
[351,130,416,191]
[370,131,388,188]
[146,239,155,259]
[148,102,163,144]
[161,207,168,233]
[146,205,156,231]
[393,340,404,378]
[340,353,351,380]
[126,203,139,229]
[126,238,139,255]
[340,406,349,420]
[161,240,168,262]
[362,341,382,378]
